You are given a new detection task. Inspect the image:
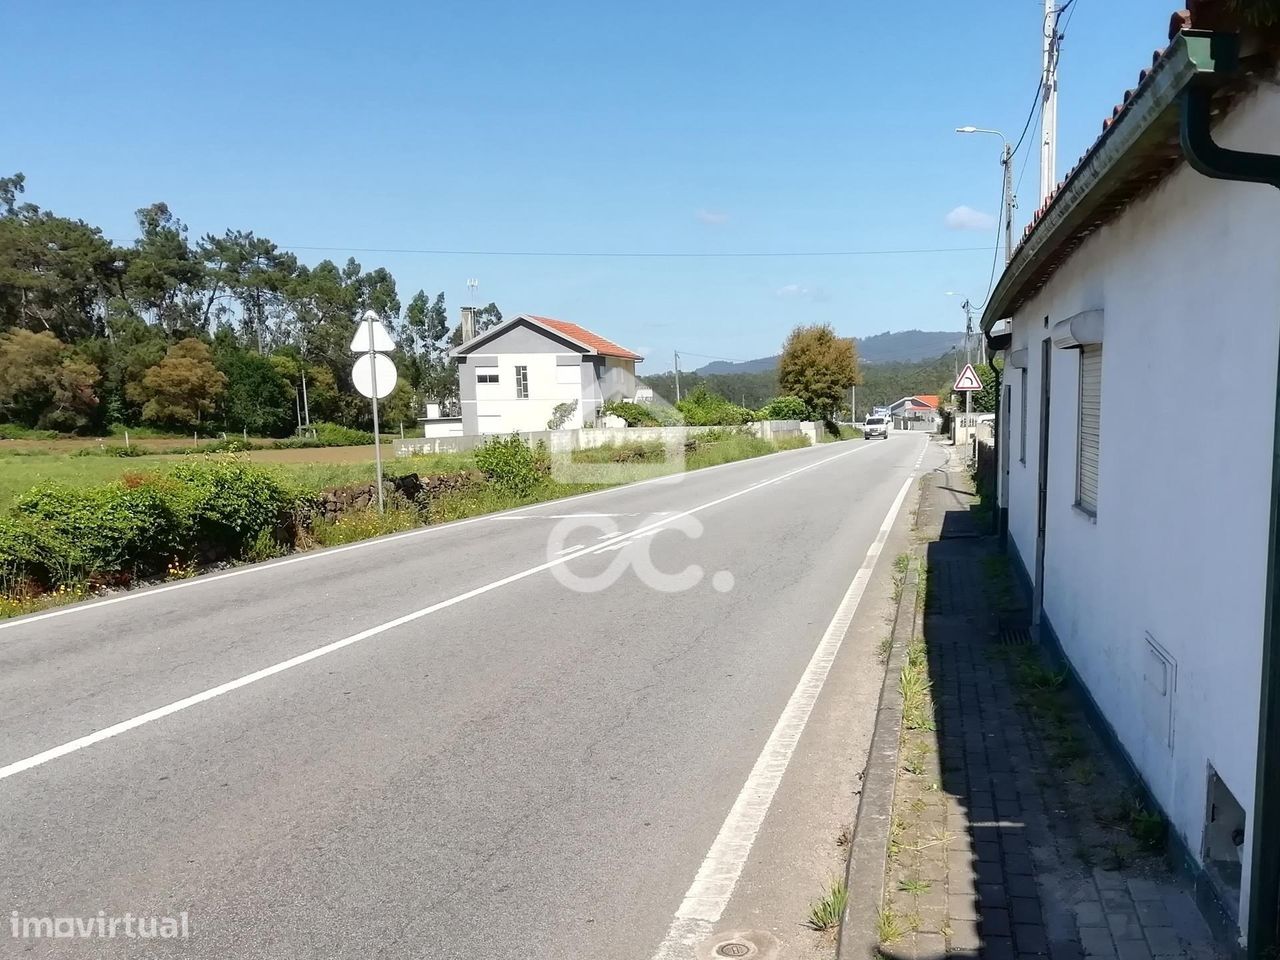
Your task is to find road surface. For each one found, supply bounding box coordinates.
[1,433,936,959]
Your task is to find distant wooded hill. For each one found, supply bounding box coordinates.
[643,348,961,418]
[693,329,964,375]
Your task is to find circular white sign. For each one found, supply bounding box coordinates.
[352,353,398,399]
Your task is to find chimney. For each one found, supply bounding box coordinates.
[460,306,476,343]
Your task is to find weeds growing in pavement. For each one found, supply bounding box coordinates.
[888,816,906,862]
[876,906,905,944]
[878,635,894,663]
[836,825,854,848]
[807,879,849,932]
[898,877,931,895]
[1124,794,1169,851]
[900,638,935,731]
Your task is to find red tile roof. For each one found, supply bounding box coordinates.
[914,395,940,409]
[526,316,644,361]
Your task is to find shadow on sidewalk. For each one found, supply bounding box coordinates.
[876,466,1223,960]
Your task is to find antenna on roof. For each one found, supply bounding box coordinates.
[466,278,479,306]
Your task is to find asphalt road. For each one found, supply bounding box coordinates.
[1,433,933,959]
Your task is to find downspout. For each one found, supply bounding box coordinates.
[986,330,1012,542]
[1181,72,1280,960]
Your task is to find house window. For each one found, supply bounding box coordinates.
[477,371,499,384]
[515,365,529,399]
[1019,368,1028,464]
[1077,345,1102,514]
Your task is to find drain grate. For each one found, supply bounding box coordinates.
[997,623,1032,646]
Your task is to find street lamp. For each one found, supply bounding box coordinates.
[955,126,1015,264]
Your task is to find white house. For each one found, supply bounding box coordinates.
[982,7,1280,951]
[448,314,644,435]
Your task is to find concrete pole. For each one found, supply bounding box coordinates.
[1002,141,1015,263]
[674,350,682,403]
[1040,0,1060,205]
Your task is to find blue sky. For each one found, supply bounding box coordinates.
[8,0,1174,372]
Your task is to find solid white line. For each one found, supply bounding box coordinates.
[0,442,858,634]
[649,442,924,960]
[0,442,879,782]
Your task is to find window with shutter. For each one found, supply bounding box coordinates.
[1077,345,1102,514]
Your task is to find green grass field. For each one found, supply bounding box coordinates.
[0,448,477,507]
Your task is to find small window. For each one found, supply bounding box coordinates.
[1077,345,1102,513]
[515,365,529,399]
[1019,367,1028,464]
[477,371,499,385]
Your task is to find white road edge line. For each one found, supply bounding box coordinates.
[0,440,897,782]
[0,440,875,634]
[649,439,928,960]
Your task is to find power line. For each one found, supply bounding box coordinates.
[272,243,994,260]
[976,166,1009,311]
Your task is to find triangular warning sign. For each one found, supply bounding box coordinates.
[953,363,983,392]
[350,313,397,354]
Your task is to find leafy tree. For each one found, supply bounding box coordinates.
[0,205,125,341]
[79,312,167,425]
[778,324,859,421]
[0,329,101,430]
[216,348,295,436]
[973,355,1002,414]
[128,338,227,427]
[125,203,206,334]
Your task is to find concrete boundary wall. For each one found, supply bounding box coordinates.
[393,420,818,457]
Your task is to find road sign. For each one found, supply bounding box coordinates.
[350,311,397,353]
[352,352,398,399]
[953,363,983,392]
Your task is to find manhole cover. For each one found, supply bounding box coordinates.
[715,943,752,958]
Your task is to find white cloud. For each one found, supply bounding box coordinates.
[944,205,997,231]
[775,284,830,303]
[695,208,730,225]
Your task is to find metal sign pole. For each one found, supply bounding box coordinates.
[368,317,385,513]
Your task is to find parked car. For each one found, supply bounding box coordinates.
[864,415,889,439]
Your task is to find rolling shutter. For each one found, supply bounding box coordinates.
[1077,345,1102,513]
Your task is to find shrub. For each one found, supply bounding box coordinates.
[475,435,548,495]
[10,479,187,579]
[599,400,666,427]
[309,421,375,446]
[166,457,302,554]
[72,444,147,458]
[759,395,809,421]
[547,400,578,430]
[676,387,755,426]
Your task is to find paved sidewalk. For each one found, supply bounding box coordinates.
[875,446,1225,960]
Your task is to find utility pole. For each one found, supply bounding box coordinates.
[961,299,975,416]
[674,350,682,402]
[1002,141,1015,263]
[1040,0,1061,205]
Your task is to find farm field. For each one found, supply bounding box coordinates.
[0,445,476,507]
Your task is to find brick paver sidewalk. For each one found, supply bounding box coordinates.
[878,446,1225,960]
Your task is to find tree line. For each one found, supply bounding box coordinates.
[0,172,500,436]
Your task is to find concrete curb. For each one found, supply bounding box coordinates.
[837,487,924,960]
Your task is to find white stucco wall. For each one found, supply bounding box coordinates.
[468,353,585,434]
[1002,84,1280,925]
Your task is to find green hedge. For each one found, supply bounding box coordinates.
[0,458,305,588]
